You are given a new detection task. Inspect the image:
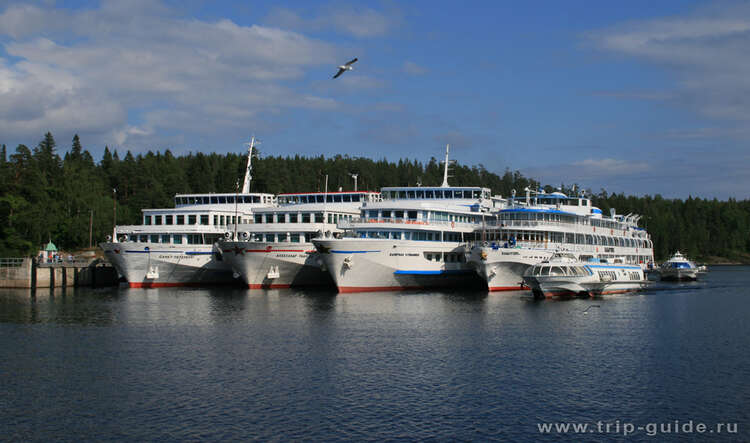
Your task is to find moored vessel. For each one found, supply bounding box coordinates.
[469,187,654,291]
[100,137,276,287]
[522,252,650,298]
[313,146,503,293]
[219,190,380,289]
[659,251,700,281]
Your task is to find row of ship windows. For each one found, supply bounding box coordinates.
[484,230,653,249]
[143,213,354,226]
[175,195,274,205]
[358,231,467,242]
[277,194,371,204]
[144,214,246,226]
[381,189,488,200]
[501,211,632,231]
[126,234,225,244]
[363,210,480,223]
[254,213,353,224]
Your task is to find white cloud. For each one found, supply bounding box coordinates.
[0,1,341,150]
[588,3,750,123]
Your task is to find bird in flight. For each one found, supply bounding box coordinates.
[333,58,358,79]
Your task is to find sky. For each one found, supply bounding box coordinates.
[1,0,748,199]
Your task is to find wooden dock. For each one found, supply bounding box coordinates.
[0,257,119,289]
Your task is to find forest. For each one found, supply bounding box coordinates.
[1,132,749,262]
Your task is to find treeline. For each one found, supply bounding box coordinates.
[1,132,749,262]
[0,132,537,256]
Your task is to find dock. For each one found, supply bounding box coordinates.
[0,257,119,289]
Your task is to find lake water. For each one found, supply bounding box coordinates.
[1,266,749,441]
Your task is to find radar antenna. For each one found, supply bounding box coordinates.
[348,172,359,191]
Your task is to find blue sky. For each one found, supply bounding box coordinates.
[1,0,748,199]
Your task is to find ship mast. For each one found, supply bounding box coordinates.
[441,144,452,188]
[241,136,257,194]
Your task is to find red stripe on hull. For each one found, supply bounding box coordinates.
[488,286,525,292]
[337,285,423,293]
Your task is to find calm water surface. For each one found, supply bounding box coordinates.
[2,266,749,441]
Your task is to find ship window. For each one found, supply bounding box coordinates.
[161,234,170,244]
[211,196,218,204]
[165,215,173,225]
[177,215,184,225]
[352,194,361,202]
[189,215,197,224]
[290,233,300,243]
[200,215,208,225]
[154,216,162,225]
[407,211,418,220]
[150,235,159,243]
[172,234,182,244]
[302,213,311,223]
[342,194,351,202]
[473,190,481,199]
[444,190,453,198]
[425,190,434,198]
[144,215,151,225]
[549,266,564,276]
[277,214,286,223]
[217,196,225,204]
[333,195,341,203]
[289,213,298,223]
[315,213,324,223]
[395,210,404,219]
[226,196,234,204]
[416,190,424,198]
[407,190,415,199]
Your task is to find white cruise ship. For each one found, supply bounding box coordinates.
[218,190,380,289]
[468,188,654,291]
[312,146,504,293]
[100,138,276,287]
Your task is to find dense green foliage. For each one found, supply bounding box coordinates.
[1,133,749,262]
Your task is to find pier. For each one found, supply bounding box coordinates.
[0,257,119,289]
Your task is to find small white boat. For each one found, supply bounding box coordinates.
[523,252,649,298]
[659,251,700,281]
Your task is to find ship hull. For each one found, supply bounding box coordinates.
[523,276,646,298]
[100,242,238,288]
[659,269,698,281]
[219,241,333,289]
[313,238,484,293]
[468,246,554,291]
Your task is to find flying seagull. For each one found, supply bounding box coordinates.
[333,58,358,79]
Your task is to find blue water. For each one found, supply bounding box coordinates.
[1,266,749,441]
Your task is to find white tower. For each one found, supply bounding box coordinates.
[441,144,453,188]
[241,136,258,194]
